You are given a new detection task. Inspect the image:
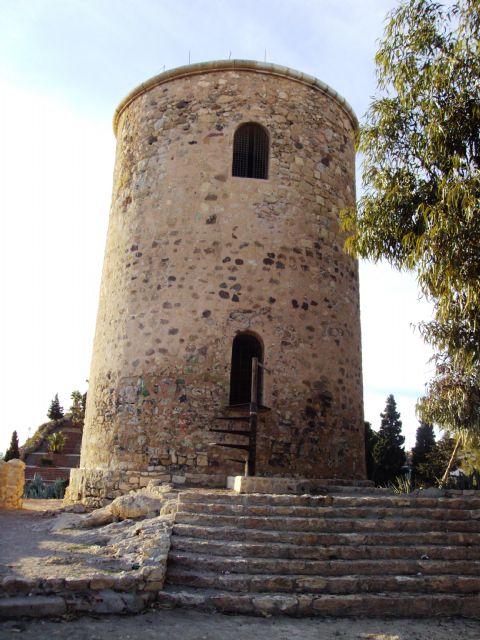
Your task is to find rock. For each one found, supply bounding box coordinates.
[0,459,25,509]
[81,505,114,527]
[110,492,164,519]
[90,576,115,590]
[160,499,178,516]
[146,481,174,494]
[80,483,176,526]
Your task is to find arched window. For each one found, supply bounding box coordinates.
[232,123,269,179]
[229,333,263,405]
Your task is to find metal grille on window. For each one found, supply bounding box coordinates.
[232,124,269,179]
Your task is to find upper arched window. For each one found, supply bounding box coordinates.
[232,123,269,180]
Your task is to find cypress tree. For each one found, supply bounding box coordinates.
[411,422,436,486]
[47,394,64,421]
[373,394,406,486]
[4,430,20,461]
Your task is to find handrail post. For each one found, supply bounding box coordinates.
[247,357,258,477]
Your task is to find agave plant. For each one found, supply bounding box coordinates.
[389,475,413,494]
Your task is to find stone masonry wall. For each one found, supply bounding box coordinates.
[0,459,25,509]
[76,61,365,500]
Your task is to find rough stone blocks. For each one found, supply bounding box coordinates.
[75,60,365,502]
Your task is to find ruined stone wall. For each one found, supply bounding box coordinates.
[77,60,365,499]
[0,459,25,509]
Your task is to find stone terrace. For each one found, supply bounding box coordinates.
[24,422,82,484]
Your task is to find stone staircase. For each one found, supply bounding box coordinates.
[159,489,480,617]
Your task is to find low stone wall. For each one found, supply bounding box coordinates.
[232,476,374,494]
[0,580,155,618]
[0,459,25,509]
[65,467,227,507]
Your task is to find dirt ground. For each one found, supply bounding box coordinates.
[0,501,66,575]
[0,608,480,640]
[0,500,162,581]
[1,501,480,639]
[0,501,115,580]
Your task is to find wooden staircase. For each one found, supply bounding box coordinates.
[158,489,480,617]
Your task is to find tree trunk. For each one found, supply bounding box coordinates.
[439,436,462,488]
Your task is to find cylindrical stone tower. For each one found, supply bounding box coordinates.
[70,60,365,504]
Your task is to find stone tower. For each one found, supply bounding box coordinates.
[70,60,365,504]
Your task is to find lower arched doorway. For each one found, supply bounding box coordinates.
[229,333,263,406]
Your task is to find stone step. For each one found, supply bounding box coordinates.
[157,586,480,617]
[166,568,480,595]
[168,551,480,577]
[0,592,148,618]
[166,491,480,618]
[170,536,480,561]
[177,500,478,521]
[174,511,480,533]
[172,523,480,546]
[178,490,480,510]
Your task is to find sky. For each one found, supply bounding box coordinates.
[0,0,435,455]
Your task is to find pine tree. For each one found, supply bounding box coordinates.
[373,395,406,486]
[4,430,20,461]
[47,394,64,421]
[411,422,436,486]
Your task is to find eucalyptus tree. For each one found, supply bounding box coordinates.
[342,0,480,441]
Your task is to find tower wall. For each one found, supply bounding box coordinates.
[72,61,365,504]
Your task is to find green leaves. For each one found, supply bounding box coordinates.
[341,0,480,436]
[47,431,67,454]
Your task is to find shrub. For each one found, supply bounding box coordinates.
[47,432,67,453]
[24,474,68,499]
